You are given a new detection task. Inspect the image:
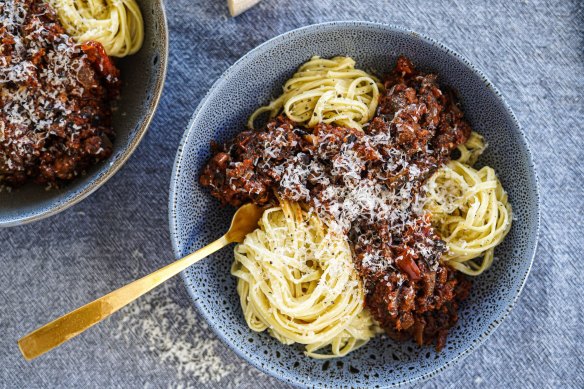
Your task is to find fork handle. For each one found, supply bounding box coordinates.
[18,235,230,361]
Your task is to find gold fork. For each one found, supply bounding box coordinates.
[18,203,263,361]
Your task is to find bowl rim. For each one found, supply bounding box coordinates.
[169,21,540,388]
[0,1,169,227]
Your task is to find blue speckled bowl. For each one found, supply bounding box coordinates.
[0,0,168,227]
[169,22,539,388]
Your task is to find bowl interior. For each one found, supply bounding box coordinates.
[0,0,167,226]
[170,22,539,388]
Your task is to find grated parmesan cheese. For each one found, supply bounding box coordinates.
[0,0,118,189]
[272,120,441,278]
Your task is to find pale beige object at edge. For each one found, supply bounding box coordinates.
[228,0,261,16]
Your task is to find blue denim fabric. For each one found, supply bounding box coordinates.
[1,0,583,387]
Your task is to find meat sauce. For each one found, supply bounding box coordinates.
[201,56,472,350]
[0,0,120,188]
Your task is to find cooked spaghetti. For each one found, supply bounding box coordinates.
[425,135,512,275]
[47,0,144,57]
[456,131,487,166]
[248,56,382,131]
[231,200,379,358]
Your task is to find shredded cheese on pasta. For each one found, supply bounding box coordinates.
[231,200,380,358]
[425,132,512,275]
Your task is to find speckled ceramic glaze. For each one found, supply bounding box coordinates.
[169,22,539,388]
[0,0,168,227]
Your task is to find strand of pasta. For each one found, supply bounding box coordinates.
[247,56,382,131]
[231,200,379,358]
[425,134,512,276]
[48,0,144,57]
[456,131,487,166]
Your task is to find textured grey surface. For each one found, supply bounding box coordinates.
[1,0,583,388]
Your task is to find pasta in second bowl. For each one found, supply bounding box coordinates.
[170,22,539,388]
